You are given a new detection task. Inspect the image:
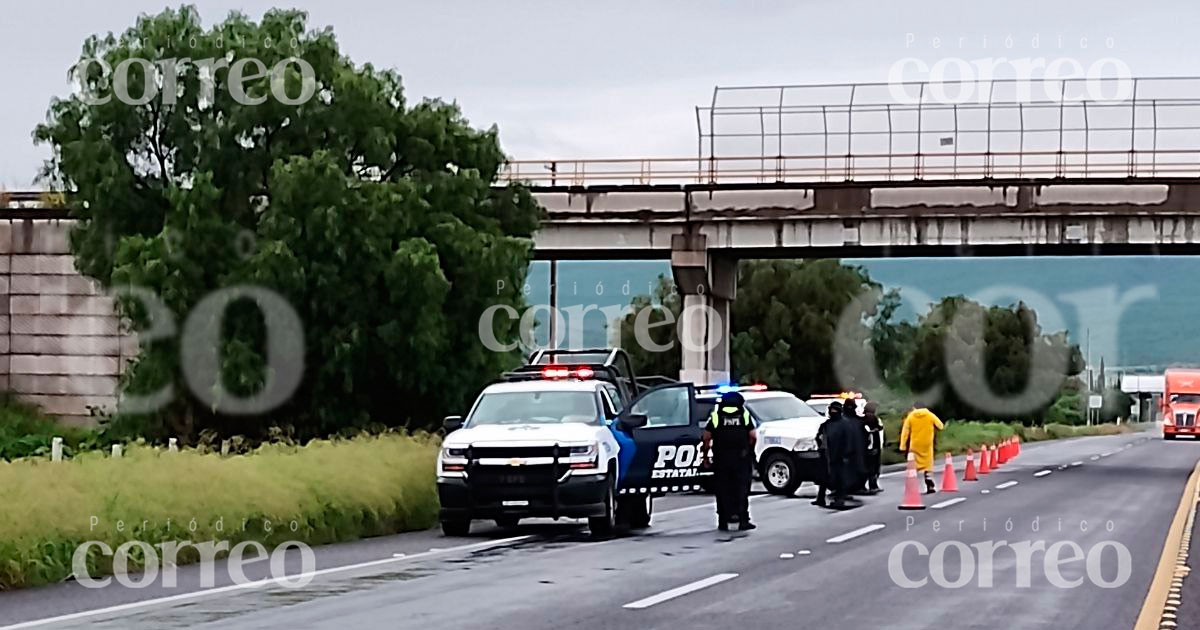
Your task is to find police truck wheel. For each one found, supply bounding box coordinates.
[494,516,520,529]
[441,519,470,537]
[762,453,801,496]
[588,475,617,538]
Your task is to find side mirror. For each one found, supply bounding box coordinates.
[619,413,648,430]
[443,415,464,432]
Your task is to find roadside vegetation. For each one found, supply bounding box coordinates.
[877,418,1131,466]
[0,397,97,461]
[0,433,438,590]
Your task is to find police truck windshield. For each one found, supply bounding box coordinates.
[747,396,821,423]
[1171,393,1200,404]
[468,391,600,426]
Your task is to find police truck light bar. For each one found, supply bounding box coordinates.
[540,365,595,380]
[714,383,768,394]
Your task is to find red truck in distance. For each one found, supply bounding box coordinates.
[1162,369,1200,440]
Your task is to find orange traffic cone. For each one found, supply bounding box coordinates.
[978,445,991,474]
[992,444,1002,468]
[898,452,927,510]
[998,439,1009,464]
[940,452,959,492]
[1014,435,1021,457]
[963,448,979,481]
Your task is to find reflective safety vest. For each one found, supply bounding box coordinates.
[707,408,753,429]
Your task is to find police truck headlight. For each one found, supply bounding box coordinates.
[441,447,468,473]
[793,437,817,451]
[568,443,599,469]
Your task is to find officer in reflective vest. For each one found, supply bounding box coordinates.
[701,391,758,531]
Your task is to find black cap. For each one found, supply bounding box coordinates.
[719,391,745,407]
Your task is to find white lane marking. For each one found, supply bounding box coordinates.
[796,550,812,556]
[1101,451,1115,457]
[1089,455,1100,461]
[981,489,991,494]
[931,497,966,509]
[0,535,532,630]
[1070,461,1084,467]
[622,573,739,610]
[1034,470,1053,478]
[779,553,795,559]
[826,523,886,544]
[995,481,1019,490]
[392,553,407,558]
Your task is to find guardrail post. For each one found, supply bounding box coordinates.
[169,438,178,453]
[221,440,231,457]
[51,437,63,462]
[112,444,123,458]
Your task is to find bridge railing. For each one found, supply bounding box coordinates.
[501,148,1200,186]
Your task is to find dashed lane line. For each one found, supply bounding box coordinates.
[1070,461,1084,467]
[826,523,886,544]
[1034,470,1053,478]
[930,497,966,509]
[995,481,1019,490]
[622,573,739,610]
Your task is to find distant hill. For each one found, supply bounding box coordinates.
[524,256,1199,369]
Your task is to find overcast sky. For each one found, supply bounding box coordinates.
[1,0,1196,188]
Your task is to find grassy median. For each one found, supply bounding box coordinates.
[0,433,439,590]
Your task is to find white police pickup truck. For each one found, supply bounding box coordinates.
[437,349,706,537]
[698,385,827,496]
[749,390,828,495]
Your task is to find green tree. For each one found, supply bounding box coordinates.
[35,6,542,439]
[618,275,682,378]
[731,260,883,394]
[1100,387,1134,423]
[905,297,1084,423]
[619,260,890,392]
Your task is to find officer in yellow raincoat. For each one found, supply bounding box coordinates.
[899,406,945,494]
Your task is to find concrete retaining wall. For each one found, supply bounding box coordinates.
[1,220,127,426]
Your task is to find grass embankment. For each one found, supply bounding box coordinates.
[0,433,439,590]
[878,419,1132,466]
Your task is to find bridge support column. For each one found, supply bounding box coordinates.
[672,234,735,385]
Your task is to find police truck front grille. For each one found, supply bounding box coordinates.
[470,446,562,459]
[1177,413,1196,426]
[470,464,568,487]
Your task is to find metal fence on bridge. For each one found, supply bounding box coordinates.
[502,77,1200,186]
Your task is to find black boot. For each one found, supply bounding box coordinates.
[924,476,937,494]
[718,519,729,531]
[738,520,757,531]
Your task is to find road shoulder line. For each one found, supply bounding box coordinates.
[1134,458,1200,630]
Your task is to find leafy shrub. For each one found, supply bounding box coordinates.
[0,397,98,461]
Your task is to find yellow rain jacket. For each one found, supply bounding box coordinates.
[899,408,945,471]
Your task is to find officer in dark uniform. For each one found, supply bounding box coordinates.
[701,391,758,531]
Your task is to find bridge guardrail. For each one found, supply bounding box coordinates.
[501,149,1200,187]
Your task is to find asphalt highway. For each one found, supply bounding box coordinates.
[2,429,1194,630]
